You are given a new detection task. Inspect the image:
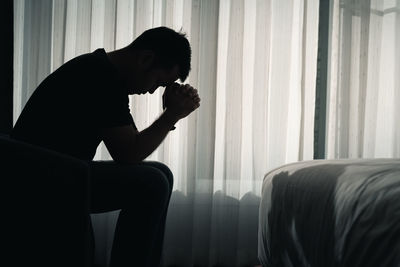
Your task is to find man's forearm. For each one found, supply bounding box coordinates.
[133,110,179,161]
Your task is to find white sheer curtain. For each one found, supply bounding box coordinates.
[13,0,319,266]
[326,0,400,159]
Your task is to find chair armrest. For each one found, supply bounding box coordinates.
[0,135,91,266]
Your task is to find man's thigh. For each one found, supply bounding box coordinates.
[136,161,173,188]
[89,161,170,214]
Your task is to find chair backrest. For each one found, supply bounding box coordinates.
[0,134,92,267]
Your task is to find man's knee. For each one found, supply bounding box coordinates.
[144,167,171,201]
[146,161,174,189]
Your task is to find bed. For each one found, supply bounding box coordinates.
[258,159,400,267]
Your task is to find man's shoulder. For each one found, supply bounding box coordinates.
[48,48,117,87]
[63,48,109,71]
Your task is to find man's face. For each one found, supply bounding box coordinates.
[132,65,180,95]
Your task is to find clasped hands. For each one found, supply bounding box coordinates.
[162,83,201,120]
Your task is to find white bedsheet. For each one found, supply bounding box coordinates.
[258,159,400,267]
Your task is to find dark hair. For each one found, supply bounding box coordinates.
[128,27,191,81]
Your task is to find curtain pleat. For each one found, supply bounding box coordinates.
[326,0,400,159]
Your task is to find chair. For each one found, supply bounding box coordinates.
[0,134,93,267]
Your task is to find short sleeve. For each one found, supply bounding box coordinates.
[93,77,137,131]
[99,93,136,130]
[88,49,138,131]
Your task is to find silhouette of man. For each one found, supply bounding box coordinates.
[11,27,200,267]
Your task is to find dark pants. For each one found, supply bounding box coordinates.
[89,161,173,267]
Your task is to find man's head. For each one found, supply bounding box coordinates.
[129,27,191,81]
[124,27,192,94]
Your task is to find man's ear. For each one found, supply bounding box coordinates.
[138,50,155,70]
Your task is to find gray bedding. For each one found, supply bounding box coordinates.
[258,159,400,267]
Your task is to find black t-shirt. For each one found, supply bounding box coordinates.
[11,48,136,161]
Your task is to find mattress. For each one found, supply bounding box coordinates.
[258,159,400,267]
